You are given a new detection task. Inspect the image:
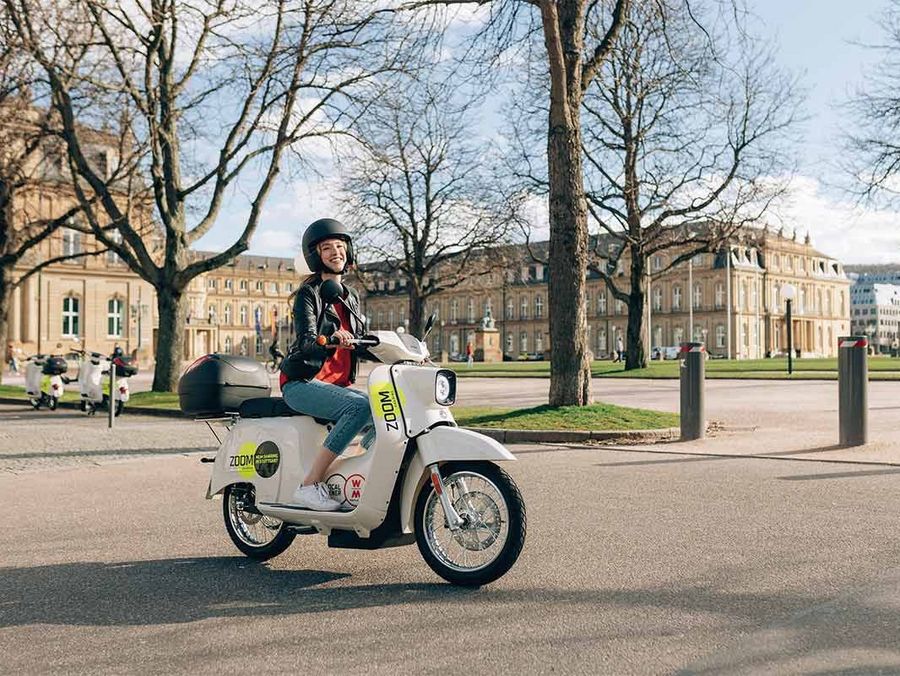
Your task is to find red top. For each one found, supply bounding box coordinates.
[279,302,353,389]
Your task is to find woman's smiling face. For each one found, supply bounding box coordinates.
[318,238,347,273]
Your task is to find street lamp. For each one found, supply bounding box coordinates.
[782,283,796,375]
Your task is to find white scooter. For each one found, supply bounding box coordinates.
[24,354,68,410]
[179,281,526,587]
[77,350,135,416]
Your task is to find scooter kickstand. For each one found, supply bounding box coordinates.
[428,464,464,531]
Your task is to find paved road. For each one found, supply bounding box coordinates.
[3,447,900,673]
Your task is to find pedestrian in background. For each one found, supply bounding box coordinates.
[466,342,474,367]
[6,342,19,374]
[614,335,624,363]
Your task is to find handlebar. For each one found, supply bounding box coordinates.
[316,335,381,347]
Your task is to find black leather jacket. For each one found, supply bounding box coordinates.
[280,277,365,383]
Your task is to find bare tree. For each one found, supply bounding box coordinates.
[0,9,108,384]
[399,0,630,406]
[844,0,900,204]
[579,1,798,369]
[339,79,516,337]
[7,0,410,390]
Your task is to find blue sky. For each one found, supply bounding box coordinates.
[196,0,900,265]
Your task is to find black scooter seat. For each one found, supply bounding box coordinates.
[239,397,333,425]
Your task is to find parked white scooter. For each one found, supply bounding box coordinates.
[24,354,68,410]
[76,350,136,416]
[179,281,526,587]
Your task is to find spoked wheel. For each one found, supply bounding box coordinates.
[48,396,58,411]
[223,484,295,560]
[415,461,526,587]
[29,397,41,410]
[265,360,279,374]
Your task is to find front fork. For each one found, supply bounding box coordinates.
[428,463,465,531]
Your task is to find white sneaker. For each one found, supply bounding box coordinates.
[292,482,341,511]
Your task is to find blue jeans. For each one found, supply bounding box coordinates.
[282,379,375,455]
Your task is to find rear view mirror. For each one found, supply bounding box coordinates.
[319,279,343,304]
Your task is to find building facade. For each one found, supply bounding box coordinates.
[846,267,900,353]
[8,226,851,365]
[362,228,852,360]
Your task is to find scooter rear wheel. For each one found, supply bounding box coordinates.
[48,396,58,411]
[223,484,295,560]
[414,461,526,587]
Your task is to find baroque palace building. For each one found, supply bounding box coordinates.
[361,227,852,361]
[8,224,851,365]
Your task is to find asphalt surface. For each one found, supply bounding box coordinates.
[3,445,900,674]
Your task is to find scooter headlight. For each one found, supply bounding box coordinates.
[435,370,456,406]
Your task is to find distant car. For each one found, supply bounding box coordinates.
[651,346,680,360]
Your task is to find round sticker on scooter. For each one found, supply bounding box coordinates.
[344,473,366,506]
[253,441,280,478]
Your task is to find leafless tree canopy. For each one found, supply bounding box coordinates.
[339,77,516,335]
[844,0,900,204]
[5,0,414,390]
[0,7,109,383]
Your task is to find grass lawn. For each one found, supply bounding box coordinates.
[444,356,900,380]
[453,403,678,430]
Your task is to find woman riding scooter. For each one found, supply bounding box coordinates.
[280,218,374,511]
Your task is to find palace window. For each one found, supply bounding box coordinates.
[224,304,232,325]
[535,331,544,353]
[597,292,607,315]
[653,287,662,311]
[62,296,80,337]
[693,284,702,309]
[506,333,513,353]
[225,279,233,290]
[224,336,232,353]
[256,280,263,292]
[239,280,248,291]
[673,286,682,311]
[715,283,724,309]
[450,299,459,322]
[62,228,81,257]
[467,298,475,323]
[207,278,217,290]
[106,230,123,265]
[520,331,528,352]
[520,295,528,320]
[240,305,248,325]
[535,295,544,319]
[107,297,123,337]
[716,324,726,348]
[506,297,514,320]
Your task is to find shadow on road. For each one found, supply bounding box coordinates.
[0,556,476,627]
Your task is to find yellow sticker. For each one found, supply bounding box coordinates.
[369,380,406,432]
[233,441,257,478]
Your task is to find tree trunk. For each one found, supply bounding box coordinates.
[547,124,592,406]
[0,267,11,387]
[152,288,188,392]
[408,289,426,339]
[624,251,647,370]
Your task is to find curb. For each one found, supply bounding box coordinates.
[468,426,680,444]
[0,396,680,442]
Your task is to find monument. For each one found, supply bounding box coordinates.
[474,308,502,363]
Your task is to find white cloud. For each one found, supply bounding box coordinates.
[767,176,900,264]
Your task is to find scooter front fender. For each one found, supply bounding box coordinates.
[400,426,516,534]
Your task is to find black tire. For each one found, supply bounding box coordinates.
[265,360,279,374]
[414,461,526,587]
[29,397,41,410]
[222,484,295,560]
[114,400,124,417]
[48,396,58,411]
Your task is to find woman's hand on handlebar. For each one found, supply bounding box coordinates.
[319,329,354,349]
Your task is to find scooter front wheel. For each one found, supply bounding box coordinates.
[114,400,124,417]
[223,484,295,560]
[48,396,58,411]
[415,461,526,587]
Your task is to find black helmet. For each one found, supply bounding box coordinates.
[301,218,354,273]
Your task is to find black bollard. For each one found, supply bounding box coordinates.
[680,342,706,441]
[838,336,868,447]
